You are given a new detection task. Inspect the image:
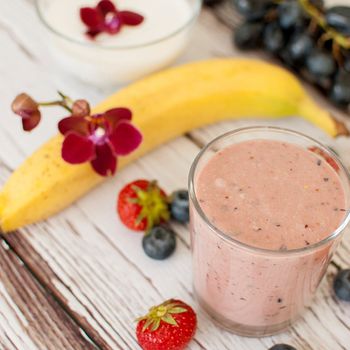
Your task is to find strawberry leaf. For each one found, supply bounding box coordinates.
[135,213,146,226]
[168,307,187,314]
[161,314,178,326]
[151,318,161,332]
[142,317,154,332]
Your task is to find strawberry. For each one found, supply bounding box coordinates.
[136,299,197,350]
[308,146,340,172]
[117,180,170,231]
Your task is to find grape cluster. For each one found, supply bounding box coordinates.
[232,0,350,108]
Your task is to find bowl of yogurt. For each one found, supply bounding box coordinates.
[35,0,202,87]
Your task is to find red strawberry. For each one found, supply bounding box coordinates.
[308,146,340,172]
[136,299,197,350]
[118,180,170,231]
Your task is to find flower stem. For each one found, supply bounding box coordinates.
[58,91,73,104]
[38,101,63,106]
[38,101,73,113]
[59,102,73,113]
[37,91,74,113]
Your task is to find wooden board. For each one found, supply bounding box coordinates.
[0,238,96,350]
[0,1,350,349]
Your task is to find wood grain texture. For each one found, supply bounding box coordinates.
[0,0,349,349]
[0,237,97,350]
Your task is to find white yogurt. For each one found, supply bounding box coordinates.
[38,0,200,86]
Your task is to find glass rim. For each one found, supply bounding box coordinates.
[188,126,350,255]
[35,0,202,50]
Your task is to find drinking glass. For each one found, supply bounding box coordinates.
[189,126,350,336]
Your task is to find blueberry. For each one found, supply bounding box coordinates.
[142,226,176,260]
[333,269,350,301]
[268,345,297,350]
[170,190,190,223]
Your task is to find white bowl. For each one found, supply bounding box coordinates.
[35,0,202,87]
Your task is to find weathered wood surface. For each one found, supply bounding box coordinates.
[0,0,350,349]
[0,239,96,350]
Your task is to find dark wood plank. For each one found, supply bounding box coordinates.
[0,238,97,350]
[2,231,121,350]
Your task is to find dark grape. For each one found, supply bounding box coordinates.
[316,76,333,92]
[306,49,336,77]
[330,70,350,106]
[344,57,350,73]
[279,49,298,68]
[326,6,350,35]
[234,21,264,49]
[277,1,303,30]
[300,67,332,92]
[263,22,285,54]
[232,0,273,21]
[309,0,324,10]
[203,0,224,7]
[286,32,314,62]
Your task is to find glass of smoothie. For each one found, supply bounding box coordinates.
[35,0,201,86]
[189,126,350,337]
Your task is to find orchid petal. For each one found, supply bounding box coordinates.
[58,116,90,136]
[86,29,102,38]
[72,100,91,117]
[80,7,103,29]
[61,132,95,164]
[91,143,117,176]
[119,11,144,26]
[22,111,41,132]
[97,0,117,15]
[11,93,38,116]
[108,120,143,156]
[104,108,132,130]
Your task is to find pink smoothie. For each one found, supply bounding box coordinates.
[191,139,346,334]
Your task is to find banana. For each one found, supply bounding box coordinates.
[0,58,347,232]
